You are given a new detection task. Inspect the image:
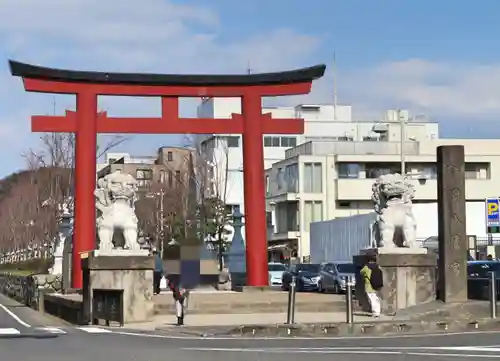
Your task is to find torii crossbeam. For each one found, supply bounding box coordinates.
[9,60,326,289]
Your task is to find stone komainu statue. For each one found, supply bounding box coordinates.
[94,170,140,251]
[371,173,417,248]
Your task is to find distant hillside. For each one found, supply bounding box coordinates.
[0,167,72,251]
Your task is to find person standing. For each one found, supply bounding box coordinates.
[360,255,383,317]
[166,276,188,326]
[152,249,163,295]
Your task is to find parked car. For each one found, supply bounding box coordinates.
[318,262,356,294]
[281,263,322,292]
[268,262,288,286]
[467,260,500,299]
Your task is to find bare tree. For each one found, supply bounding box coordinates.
[186,135,233,270]
[0,132,132,254]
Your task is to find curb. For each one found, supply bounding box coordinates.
[155,317,500,337]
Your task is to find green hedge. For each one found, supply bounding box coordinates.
[0,258,52,275]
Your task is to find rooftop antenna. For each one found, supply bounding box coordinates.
[246,60,252,75]
[333,52,338,121]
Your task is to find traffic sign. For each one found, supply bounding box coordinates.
[486,198,500,233]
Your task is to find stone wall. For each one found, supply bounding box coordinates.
[0,273,62,310]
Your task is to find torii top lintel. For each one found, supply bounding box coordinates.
[9,60,326,97]
[9,60,325,134]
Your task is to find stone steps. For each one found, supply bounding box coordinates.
[153,291,346,315]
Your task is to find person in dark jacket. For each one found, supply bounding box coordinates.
[152,249,163,295]
[165,275,188,326]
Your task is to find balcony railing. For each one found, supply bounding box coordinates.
[285,141,420,158]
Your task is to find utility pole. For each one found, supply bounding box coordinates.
[399,109,406,175]
[159,187,165,256]
[333,52,338,121]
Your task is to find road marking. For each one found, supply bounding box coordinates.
[182,347,401,354]
[0,303,31,328]
[76,326,112,333]
[0,328,21,335]
[406,352,500,358]
[181,346,500,357]
[36,327,67,334]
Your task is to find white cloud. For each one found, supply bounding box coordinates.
[341,59,500,119]
[0,0,321,176]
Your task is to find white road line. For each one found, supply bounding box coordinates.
[182,347,401,354]
[0,328,21,335]
[0,303,31,328]
[76,326,112,334]
[37,327,67,334]
[181,346,500,357]
[406,352,500,358]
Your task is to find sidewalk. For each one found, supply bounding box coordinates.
[125,312,394,331]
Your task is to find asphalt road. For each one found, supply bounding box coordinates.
[2,328,500,361]
[2,291,500,360]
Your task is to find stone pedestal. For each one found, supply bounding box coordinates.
[83,250,154,324]
[353,248,437,315]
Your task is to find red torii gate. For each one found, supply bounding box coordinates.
[9,60,325,289]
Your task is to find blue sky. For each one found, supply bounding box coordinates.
[0,0,499,177]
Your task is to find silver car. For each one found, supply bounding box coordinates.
[318,262,356,294]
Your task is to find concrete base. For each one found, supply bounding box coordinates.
[354,249,437,315]
[360,247,428,255]
[93,249,150,257]
[238,286,273,292]
[85,251,155,323]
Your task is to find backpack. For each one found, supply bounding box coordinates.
[369,265,384,290]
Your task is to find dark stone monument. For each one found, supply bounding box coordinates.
[437,145,467,303]
[226,207,247,289]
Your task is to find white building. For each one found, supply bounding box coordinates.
[265,138,500,260]
[196,98,437,213]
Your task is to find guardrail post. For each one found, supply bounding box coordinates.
[286,275,297,324]
[345,275,354,324]
[490,271,497,318]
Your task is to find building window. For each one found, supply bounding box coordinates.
[264,136,297,148]
[337,135,353,141]
[175,170,181,185]
[363,136,378,142]
[303,163,322,193]
[281,137,297,148]
[226,136,240,148]
[365,163,401,178]
[108,158,116,164]
[285,164,299,192]
[276,168,284,190]
[266,212,273,227]
[136,169,153,187]
[168,171,173,187]
[159,170,166,183]
[167,151,173,162]
[337,163,361,179]
[276,202,299,233]
[464,163,490,180]
[304,201,323,231]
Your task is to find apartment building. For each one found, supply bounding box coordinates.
[196,98,437,213]
[265,139,500,259]
[97,146,195,193]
